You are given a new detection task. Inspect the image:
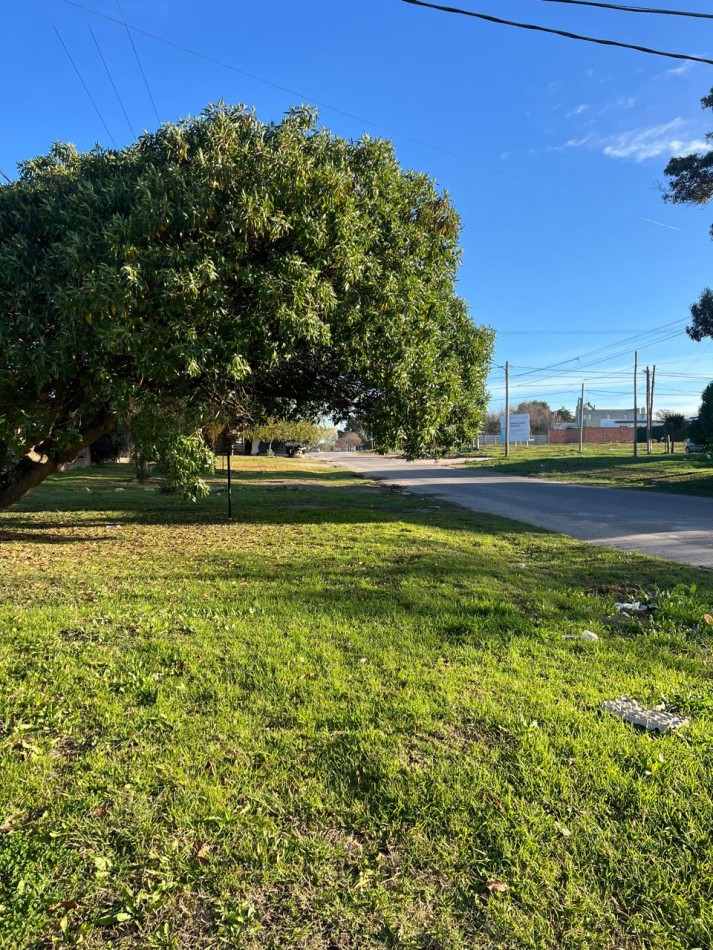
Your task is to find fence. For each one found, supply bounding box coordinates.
[475,434,549,447]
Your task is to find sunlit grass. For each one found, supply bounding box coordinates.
[1,460,712,948]
[462,442,713,497]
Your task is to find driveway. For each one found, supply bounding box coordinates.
[319,453,713,569]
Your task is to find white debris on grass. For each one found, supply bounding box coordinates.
[564,631,599,641]
[614,601,647,614]
[601,696,689,733]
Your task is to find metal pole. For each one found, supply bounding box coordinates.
[226,443,233,520]
[504,361,510,457]
[579,383,585,454]
[650,365,656,451]
[633,350,638,457]
[645,366,651,454]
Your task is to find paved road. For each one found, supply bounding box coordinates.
[319,453,713,569]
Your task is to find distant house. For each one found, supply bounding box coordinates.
[577,400,647,428]
[59,448,91,471]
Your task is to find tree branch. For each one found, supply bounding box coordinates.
[0,408,116,511]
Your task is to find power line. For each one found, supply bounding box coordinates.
[534,0,713,20]
[510,318,686,381]
[401,0,713,66]
[59,0,684,234]
[498,329,666,335]
[519,328,685,384]
[82,9,135,138]
[37,0,118,147]
[116,0,160,125]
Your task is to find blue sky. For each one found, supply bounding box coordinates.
[2,0,712,416]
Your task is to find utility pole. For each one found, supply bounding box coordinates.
[579,383,585,454]
[633,350,638,457]
[504,361,510,458]
[645,366,651,454]
[650,364,656,452]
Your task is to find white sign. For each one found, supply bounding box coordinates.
[501,413,530,443]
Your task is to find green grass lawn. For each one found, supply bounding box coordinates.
[1,460,713,949]
[460,442,713,497]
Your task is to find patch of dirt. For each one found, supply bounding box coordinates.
[587,584,644,599]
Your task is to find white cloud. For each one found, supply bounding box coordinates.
[566,104,589,118]
[548,118,709,162]
[665,60,695,79]
[546,134,594,153]
[601,119,708,161]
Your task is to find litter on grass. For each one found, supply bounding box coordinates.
[564,631,599,641]
[601,696,689,733]
[614,601,648,614]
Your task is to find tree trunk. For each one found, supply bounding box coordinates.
[0,409,117,511]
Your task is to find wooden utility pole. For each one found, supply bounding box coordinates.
[504,361,510,458]
[579,383,585,454]
[633,350,638,457]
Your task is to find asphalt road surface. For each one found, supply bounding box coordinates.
[319,453,713,569]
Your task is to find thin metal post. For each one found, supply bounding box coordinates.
[633,350,638,457]
[645,366,651,454]
[504,361,510,457]
[226,443,233,520]
[579,383,585,454]
[650,365,656,449]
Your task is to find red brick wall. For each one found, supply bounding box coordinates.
[548,427,635,444]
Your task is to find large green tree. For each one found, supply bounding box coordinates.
[664,88,713,341]
[0,105,493,508]
[690,382,713,447]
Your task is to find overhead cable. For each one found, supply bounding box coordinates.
[535,0,713,20]
[37,0,118,147]
[116,0,161,124]
[59,0,685,234]
[511,318,687,380]
[83,9,135,137]
[401,0,713,66]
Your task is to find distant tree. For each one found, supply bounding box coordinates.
[245,419,328,455]
[514,400,552,435]
[482,411,501,435]
[336,431,363,450]
[554,406,574,423]
[664,88,713,342]
[690,382,713,447]
[657,411,687,453]
[318,427,338,451]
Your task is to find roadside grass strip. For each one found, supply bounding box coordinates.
[462,443,713,498]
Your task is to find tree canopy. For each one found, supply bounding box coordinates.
[0,104,493,508]
[690,382,713,448]
[657,410,687,453]
[514,400,552,435]
[664,88,713,342]
[245,418,329,453]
